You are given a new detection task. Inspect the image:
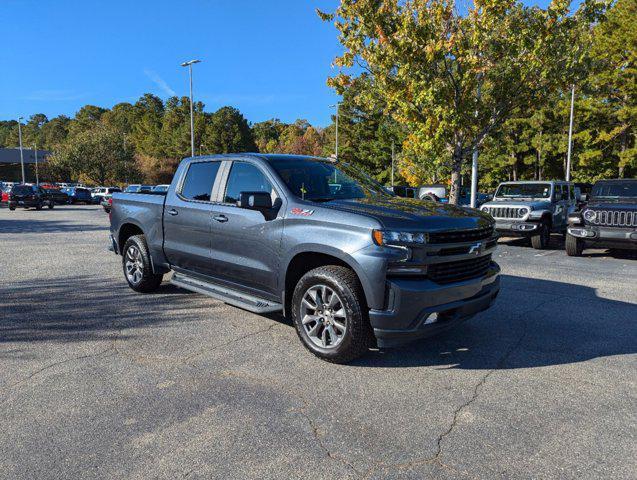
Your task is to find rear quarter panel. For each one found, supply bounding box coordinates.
[111,193,167,265]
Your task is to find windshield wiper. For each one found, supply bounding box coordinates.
[309,197,338,203]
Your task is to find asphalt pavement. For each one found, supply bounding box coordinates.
[1,205,635,479]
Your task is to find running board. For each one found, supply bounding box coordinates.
[170,273,282,314]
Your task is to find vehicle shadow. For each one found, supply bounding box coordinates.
[350,274,637,369]
[497,234,565,251]
[0,218,107,234]
[0,276,206,347]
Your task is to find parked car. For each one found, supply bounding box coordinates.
[151,184,170,193]
[61,186,93,204]
[109,154,500,363]
[566,179,637,256]
[40,185,70,205]
[4,184,55,210]
[124,184,153,193]
[480,180,577,249]
[92,187,122,204]
[101,195,113,213]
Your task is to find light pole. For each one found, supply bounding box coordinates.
[17,117,25,184]
[470,78,482,209]
[181,59,202,157]
[34,144,39,185]
[565,84,575,181]
[329,102,340,158]
[391,141,395,188]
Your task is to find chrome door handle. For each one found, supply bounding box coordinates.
[213,215,228,223]
[168,209,178,216]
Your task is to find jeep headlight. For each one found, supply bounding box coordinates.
[583,209,597,222]
[481,206,489,212]
[372,230,428,246]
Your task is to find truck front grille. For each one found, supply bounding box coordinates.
[587,209,637,227]
[428,226,494,244]
[484,206,528,220]
[428,255,492,284]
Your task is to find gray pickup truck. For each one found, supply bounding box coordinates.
[109,154,500,363]
[480,180,577,249]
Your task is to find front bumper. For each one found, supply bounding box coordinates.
[568,225,637,249]
[494,220,539,235]
[370,263,500,347]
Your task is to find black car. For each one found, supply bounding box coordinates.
[6,185,55,211]
[566,179,637,255]
[41,187,70,205]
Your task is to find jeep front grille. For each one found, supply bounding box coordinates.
[484,206,528,220]
[428,255,492,284]
[587,210,637,227]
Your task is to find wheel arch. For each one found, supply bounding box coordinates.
[281,247,372,318]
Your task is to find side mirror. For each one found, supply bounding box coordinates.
[237,191,272,210]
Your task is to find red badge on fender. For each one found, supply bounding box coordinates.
[291,208,314,216]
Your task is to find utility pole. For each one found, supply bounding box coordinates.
[565,84,575,181]
[391,141,395,187]
[180,59,202,157]
[17,117,25,184]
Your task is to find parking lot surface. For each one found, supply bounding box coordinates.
[1,205,636,479]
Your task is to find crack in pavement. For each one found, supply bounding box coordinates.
[362,297,555,479]
[0,347,116,406]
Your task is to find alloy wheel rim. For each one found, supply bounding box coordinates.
[125,245,144,284]
[300,284,347,349]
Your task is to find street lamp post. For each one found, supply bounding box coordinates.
[329,102,340,158]
[17,117,25,184]
[565,84,575,181]
[181,59,202,157]
[34,144,39,185]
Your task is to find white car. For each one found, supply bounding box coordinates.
[91,187,122,204]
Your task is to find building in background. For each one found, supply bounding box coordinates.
[0,148,50,183]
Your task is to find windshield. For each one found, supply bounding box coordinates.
[495,183,551,199]
[591,181,637,199]
[268,158,391,201]
[12,186,33,195]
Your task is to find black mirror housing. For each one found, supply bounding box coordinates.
[237,191,273,210]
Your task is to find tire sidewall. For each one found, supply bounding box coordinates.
[292,268,365,361]
[122,235,162,292]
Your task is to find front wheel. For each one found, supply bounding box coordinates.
[122,235,163,293]
[531,222,550,249]
[291,265,375,363]
[565,233,584,256]
[48,202,54,209]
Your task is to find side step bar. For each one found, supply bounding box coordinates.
[170,273,282,314]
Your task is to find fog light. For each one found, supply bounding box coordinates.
[424,313,439,325]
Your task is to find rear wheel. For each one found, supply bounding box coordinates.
[565,233,584,256]
[48,202,54,209]
[35,202,43,211]
[122,235,163,293]
[531,222,550,249]
[9,206,15,211]
[291,265,374,363]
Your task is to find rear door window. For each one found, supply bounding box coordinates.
[180,161,221,202]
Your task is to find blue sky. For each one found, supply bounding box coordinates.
[1,0,569,127]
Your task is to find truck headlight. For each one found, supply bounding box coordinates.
[372,230,428,246]
[583,209,596,222]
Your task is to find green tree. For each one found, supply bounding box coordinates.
[319,0,604,203]
[204,106,256,153]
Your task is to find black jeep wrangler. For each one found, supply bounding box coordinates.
[566,179,637,256]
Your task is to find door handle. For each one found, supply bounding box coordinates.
[167,209,178,216]
[213,214,228,223]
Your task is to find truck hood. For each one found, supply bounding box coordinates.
[319,196,494,231]
[586,199,637,210]
[481,199,552,211]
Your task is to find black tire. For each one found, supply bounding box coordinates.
[565,233,584,256]
[9,206,15,211]
[531,222,550,249]
[48,202,54,209]
[35,202,43,211]
[421,193,440,202]
[291,265,375,363]
[122,234,163,293]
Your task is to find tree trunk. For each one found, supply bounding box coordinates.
[511,152,518,181]
[619,129,627,178]
[449,142,463,205]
